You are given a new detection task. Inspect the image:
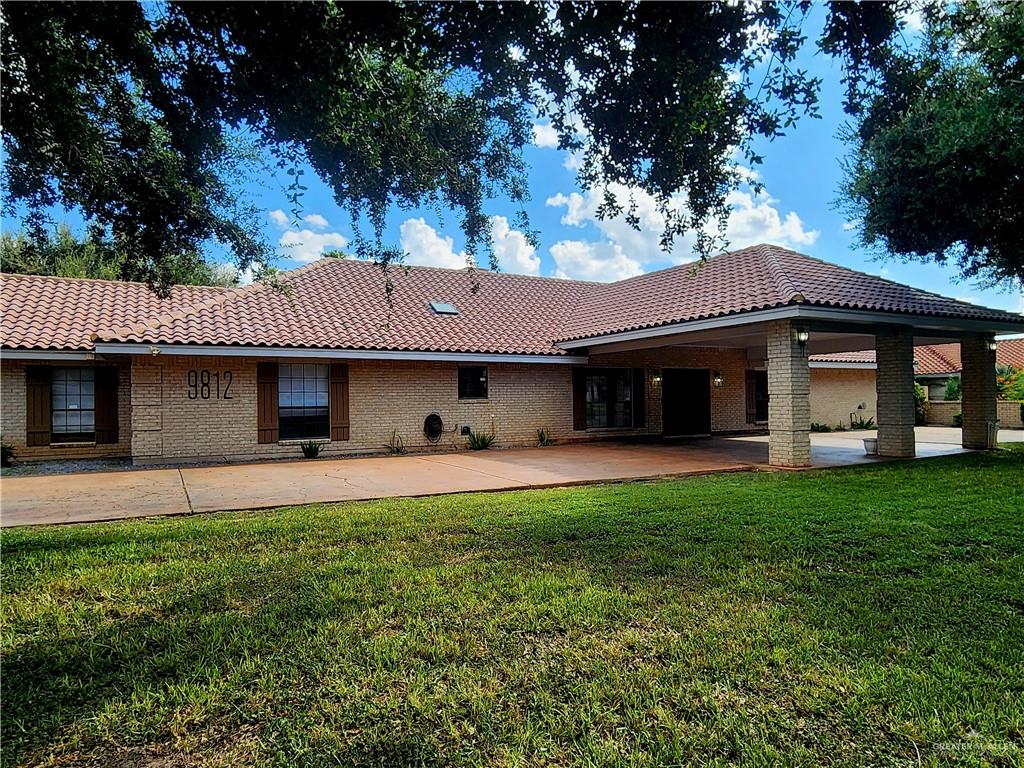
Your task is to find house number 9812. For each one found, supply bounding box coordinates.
[187,369,233,400]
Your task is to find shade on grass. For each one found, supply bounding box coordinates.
[2,448,1023,767]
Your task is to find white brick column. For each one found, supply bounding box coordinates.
[767,321,811,467]
[875,329,916,458]
[961,334,997,449]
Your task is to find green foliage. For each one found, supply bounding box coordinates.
[536,428,555,447]
[3,450,1023,766]
[833,423,849,432]
[1,2,909,285]
[810,422,833,433]
[944,376,962,402]
[995,364,1021,399]
[840,2,1024,286]
[850,414,876,430]
[299,440,322,459]
[0,225,238,288]
[914,382,930,426]
[1004,368,1024,402]
[953,412,964,427]
[385,430,407,456]
[1,442,14,468]
[466,430,495,450]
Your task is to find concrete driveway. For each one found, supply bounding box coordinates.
[2,427,1016,527]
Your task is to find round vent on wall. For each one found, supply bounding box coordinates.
[424,413,444,443]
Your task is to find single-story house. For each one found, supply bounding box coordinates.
[3,244,1022,468]
[806,340,1024,429]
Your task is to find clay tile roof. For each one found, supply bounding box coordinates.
[996,338,1024,369]
[912,343,962,375]
[96,258,594,356]
[558,244,1024,342]
[0,273,227,351]
[811,339,1024,373]
[6,244,1023,356]
[809,350,878,364]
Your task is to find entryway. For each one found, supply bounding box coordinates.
[662,368,711,436]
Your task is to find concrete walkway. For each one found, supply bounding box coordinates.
[2,427,1018,527]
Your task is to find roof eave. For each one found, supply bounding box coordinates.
[556,305,1024,350]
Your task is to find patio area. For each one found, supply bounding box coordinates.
[3,427,1017,528]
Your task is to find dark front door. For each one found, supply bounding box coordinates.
[662,368,711,436]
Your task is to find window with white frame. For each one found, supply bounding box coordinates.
[51,367,96,442]
[278,363,329,440]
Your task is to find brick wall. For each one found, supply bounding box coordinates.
[875,330,916,458]
[0,359,132,461]
[126,347,755,464]
[766,321,811,467]
[927,399,1023,429]
[960,335,998,449]
[810,368,877,428]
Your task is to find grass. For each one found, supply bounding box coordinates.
[2,449,1023,767]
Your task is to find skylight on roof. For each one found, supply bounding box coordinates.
[429,301,459,316]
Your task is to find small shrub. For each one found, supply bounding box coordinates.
[944,377,961,401]
[1,442,14,468]
[850,414,876,430]
[810,422,832,433]
[952,412,963,427]
[537,428,555,446]
[467,430,495,450]
[914,382,930,426]
[300,440,322,459]
[385,430,407,455]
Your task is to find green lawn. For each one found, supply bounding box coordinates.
[2,449,1023,767]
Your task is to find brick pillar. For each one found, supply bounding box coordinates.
[875,329,916,458]
[767,321,811,467]
[961,334,997,449]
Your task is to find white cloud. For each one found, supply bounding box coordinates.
[545,181,818,272]
[269,208,348,262]
[723,189,819,248]
[531,122,560,149]
[550,240,643,282]
[399,217,473,269]
[278,229,348,263]
[489,216,540,275]
[302,213,329,230]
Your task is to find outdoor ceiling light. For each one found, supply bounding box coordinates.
[712,371,724,387]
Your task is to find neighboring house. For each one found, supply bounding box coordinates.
[913,340,1024,400]
[2,244,1022,469]
[808,340,1024,428]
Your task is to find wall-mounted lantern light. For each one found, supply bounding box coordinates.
[795,329,810,345]
[988,339,999,351]
[652,370,663,385]
[712,371,724,387]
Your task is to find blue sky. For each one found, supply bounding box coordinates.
[5,6,1022,316]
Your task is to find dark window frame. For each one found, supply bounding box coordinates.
[278,363,330,440]
[585,368,634,429]
[458,366,489,400]
[51,367,96,443]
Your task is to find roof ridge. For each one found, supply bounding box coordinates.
[319,256,605,286]
[760,245,806,304]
